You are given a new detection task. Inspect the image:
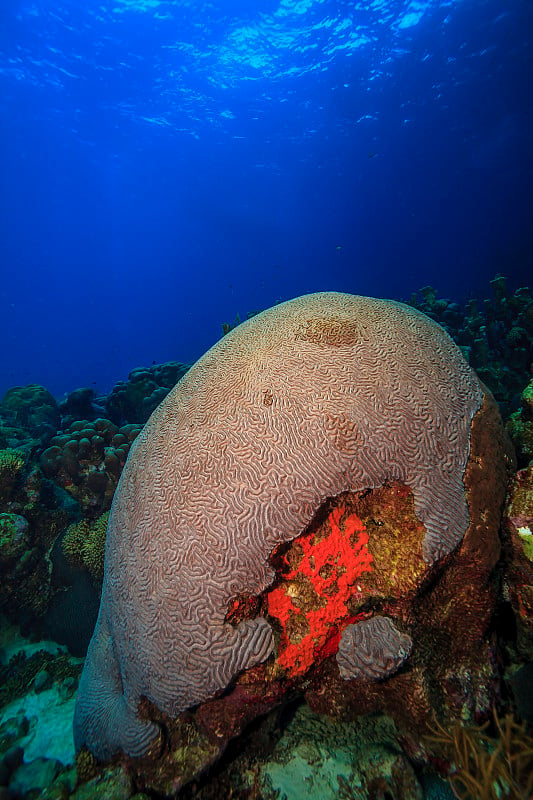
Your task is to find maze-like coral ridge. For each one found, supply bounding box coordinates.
[74,292,483,760]
[336,615,413,680]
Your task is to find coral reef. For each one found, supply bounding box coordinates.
[130,422,511,796]
[0,455,76,622]
[221,309,261,336]
[254,704,423,800]
[408,276,533,415]
[0,649,81,710]
[74,292,489,764]
[0,449,25,504]
[59,388,107,428]
[506,378,533,468]
[0,513,30,563]
[104,361,190,425]
[62,513,109,581]
[425,710,533,800]
[0,628,84,800]
[0,384,60,450]
[40,419,141,518]
[0,278,530,800]
[501,464,533,660]
[129,390,509,797]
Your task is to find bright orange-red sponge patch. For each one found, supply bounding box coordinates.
[267,504,373,676]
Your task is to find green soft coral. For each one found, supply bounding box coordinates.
[62,512,109,580]
[0,513,30,561]
[0,448,25,503]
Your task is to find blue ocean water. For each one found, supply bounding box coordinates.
[0,0,531,398]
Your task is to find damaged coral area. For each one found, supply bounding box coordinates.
[1,281,531,800]
[266,504,374,678]
[126,386,515,798]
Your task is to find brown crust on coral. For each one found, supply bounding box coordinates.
[294,316,361,347]
[501,464,533,657]
[462,387,516,569]
[305,386,515,742]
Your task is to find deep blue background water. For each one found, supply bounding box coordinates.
[0,0,531,398]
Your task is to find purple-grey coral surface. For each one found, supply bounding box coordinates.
[73,292,483,759]
[337,615,413,681]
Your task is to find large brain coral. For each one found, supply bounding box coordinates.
[74,292,484,760]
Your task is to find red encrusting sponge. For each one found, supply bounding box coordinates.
[267,504,374,676]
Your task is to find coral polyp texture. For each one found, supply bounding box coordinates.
[74,291,486,762]
[336,615,412,681]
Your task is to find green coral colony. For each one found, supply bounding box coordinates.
[0,279,532,800]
